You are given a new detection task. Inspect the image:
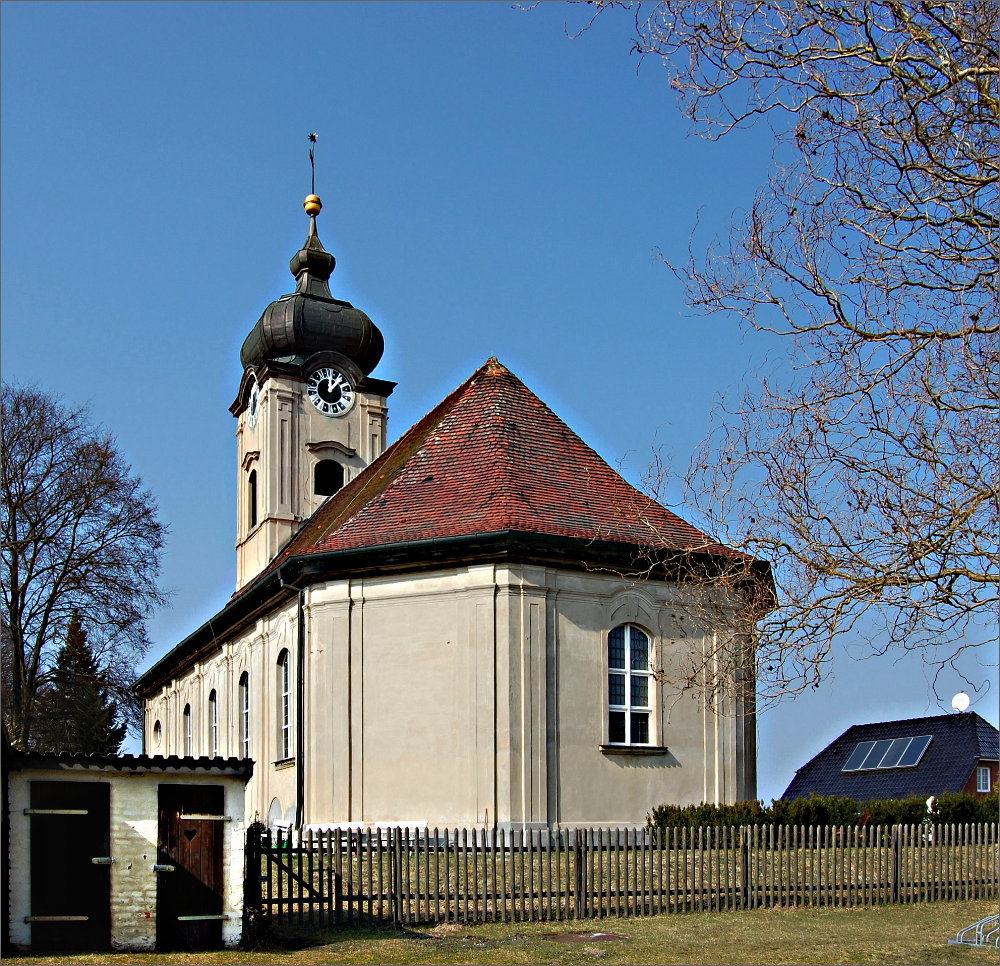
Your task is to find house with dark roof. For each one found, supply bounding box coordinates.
[135,194,767,832]
[781,712,999,802]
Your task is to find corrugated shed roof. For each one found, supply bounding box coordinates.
[781,712,998,801]
[6,750,254,778]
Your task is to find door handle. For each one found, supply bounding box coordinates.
[153,863,176,872]
[91,856,114,865]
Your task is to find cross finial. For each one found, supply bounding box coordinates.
[308,133,318,194]
[304,133,322,218]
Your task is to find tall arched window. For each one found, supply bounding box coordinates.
[239,672,250,758]
[607,625,651,745]
[208,689,219,756]
[276,649,291,760]
[183,703,193,756]
[314,459,344,497]
[248,469,258,529]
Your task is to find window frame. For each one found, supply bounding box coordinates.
[607,624,653,746]
[182,703,192,757]
[977,765,992,793]
[277,649,292,761]
[239,672,250,759]
[248,468,258,529]
[208,689,219,757]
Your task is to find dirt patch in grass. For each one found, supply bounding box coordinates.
[540,931,628,942]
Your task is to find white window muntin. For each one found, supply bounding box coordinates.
[977,766,992,793]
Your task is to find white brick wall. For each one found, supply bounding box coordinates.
[6,767,249,952]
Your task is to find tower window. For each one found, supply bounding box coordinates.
[314,459,344,497]
[183,703,193,756]
[248,469,258,528]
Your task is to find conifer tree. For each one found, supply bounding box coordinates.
[31,613,127,755]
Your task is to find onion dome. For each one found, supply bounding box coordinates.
[240,195,384,374]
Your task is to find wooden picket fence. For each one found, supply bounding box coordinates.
[245,823,999,927]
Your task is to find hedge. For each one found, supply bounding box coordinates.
[647,790,1000,830]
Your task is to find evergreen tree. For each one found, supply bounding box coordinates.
[31,613,126,755]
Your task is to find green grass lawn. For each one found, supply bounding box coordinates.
[4,901,998,965]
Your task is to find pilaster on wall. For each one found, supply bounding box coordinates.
[495,566,549,829]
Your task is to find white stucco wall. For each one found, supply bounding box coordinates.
[6,767,248,952]
[145,561,755,832]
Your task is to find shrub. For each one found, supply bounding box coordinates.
[646,790,999,831]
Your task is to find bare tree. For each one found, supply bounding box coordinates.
[1,385,167,749]
[579,1,999,704]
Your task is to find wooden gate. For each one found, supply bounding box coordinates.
[28,780,111,950]
[156,784,225,950]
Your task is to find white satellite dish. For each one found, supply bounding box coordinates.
[951,691,970,713]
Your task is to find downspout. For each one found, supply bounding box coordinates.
[279,567,306,832]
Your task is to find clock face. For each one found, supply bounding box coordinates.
[247,380,260,429]
[306,367,355,417]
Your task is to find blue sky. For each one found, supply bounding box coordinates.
[3,1,995,800]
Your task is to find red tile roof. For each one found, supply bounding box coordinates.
[273,357,732,566]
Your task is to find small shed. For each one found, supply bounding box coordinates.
[4,750,253,953]
[781,712,999,802]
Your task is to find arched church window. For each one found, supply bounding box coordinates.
[607,625,652,745]
[314,459,344,497]
[248,469,258,528]
[239,672,250,758]
[208,689,219,756]
[183,703,193,756]
[277,650,292,760]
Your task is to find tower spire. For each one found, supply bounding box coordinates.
[295,133,333,298]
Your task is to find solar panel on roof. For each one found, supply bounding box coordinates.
[842,734,934,772]
[877,736,913,768]
[843,740,876,771]
[860,739,894,769]
[897,734,933,767]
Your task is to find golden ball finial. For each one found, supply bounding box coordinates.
[304,194,322,216]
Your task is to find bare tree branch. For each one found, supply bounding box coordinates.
[1,384,168,748]
[579,1,998,705]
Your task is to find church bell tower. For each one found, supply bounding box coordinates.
[231,192,394,590]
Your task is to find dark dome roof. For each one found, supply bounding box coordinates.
[240,208,384,374]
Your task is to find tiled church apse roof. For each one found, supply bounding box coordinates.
[270,357,735,567]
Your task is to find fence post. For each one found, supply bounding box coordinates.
[891,824,901,903]
[574,830,585,918]
[739,826,749,910]
[391,827,403,924]
[242,823,263,942]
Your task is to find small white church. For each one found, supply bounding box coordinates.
[136,193,764,831]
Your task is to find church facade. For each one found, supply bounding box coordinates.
[136,194,763,831]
